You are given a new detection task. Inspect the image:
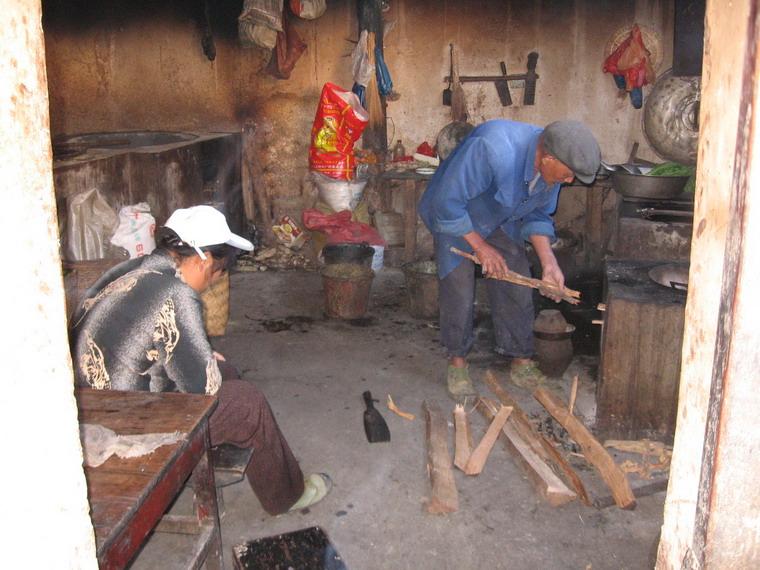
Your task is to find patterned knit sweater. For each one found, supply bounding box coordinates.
[70,250,221,395]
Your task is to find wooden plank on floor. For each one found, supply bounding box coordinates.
[423,400,458,514]
[453,404,472,471]
[485,371,590,505]
[534,387,636,510]
[479,398,576,507]
[464,404,512,475]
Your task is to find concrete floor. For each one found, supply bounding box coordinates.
[132,267,665,570]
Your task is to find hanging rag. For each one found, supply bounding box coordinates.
[239,0,284,48]
[266,5,307,79]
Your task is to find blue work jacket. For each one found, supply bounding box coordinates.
[419,120,560,278]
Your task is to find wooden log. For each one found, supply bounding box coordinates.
[422,401,458,514]
[450,247,581,304]
[464,405,512,475]
[453,404,472,471]
[485,371,590,505]
[479,398,576,507]
[534,387,636,510]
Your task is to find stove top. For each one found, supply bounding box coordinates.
[620,194,694,223]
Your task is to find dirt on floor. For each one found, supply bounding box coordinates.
[132,267,665,570]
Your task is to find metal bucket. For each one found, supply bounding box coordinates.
[322,263,374,319]
[403,261,439,319]
[322,243,374,268]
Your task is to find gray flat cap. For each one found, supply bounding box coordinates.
[543,121,601,184]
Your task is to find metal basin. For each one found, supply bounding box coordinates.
[53,131,197,159]
[649,262,689,291]
[612,170,689,199]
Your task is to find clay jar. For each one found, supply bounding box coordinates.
[533,309,575,377]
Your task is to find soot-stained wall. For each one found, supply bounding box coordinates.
[43,0,675,243]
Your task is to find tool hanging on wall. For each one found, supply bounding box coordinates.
[443,51,540,106]
[494,61,513,106]
[442,44,454,106]
[449,44,468,122]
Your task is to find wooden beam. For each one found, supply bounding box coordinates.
[485,371,590,505]
[464,405,512,475]
[453,405,472,471]
[534,387,636,510]
[479,398,576,507]
[422,401,458,514]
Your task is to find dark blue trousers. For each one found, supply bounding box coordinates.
[438,230,534,359]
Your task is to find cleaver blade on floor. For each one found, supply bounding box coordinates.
[363,391,390,443]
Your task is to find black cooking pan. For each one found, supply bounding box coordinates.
[612,170,690,199]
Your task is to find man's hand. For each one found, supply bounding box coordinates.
[463,231,508,278]
[529,234,565,303]
[474,243,509,278]
[212,351,226,362]
[540,261,565,303]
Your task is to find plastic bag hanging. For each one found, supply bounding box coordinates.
[603,24,656,109]
[351,30,374,87]
[374,46,393,97]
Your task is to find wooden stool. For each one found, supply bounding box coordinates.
[211,444,255,516]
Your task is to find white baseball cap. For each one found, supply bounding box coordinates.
[165,205,253,260]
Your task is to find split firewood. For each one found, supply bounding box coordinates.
[450,247,581,304]
[534,387,636,510]
[453,405,472,471]
[464,404,512,475]
[478,397,577,506]
[422,401,458,514]
[387,395,415,421]
[568,376,579,415]
[604,439,673,479]
[597,303,607,312]
[485,371,589,505]
[603,439,672,460]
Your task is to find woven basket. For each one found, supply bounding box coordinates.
[62,258,122,319]
[202,272,230,337]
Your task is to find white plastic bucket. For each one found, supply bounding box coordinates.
[370,245,384,271]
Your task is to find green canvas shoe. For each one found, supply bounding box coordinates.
[447,365,478,401]
[509,360,547,391]
[288,473,332,512]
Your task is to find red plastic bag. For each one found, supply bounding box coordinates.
[309,83,369,180]
[302,209,385,246]
[603,25,656,90]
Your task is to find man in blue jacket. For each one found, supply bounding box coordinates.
[419,120,600,399]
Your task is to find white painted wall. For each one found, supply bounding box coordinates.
[1,1,97,567]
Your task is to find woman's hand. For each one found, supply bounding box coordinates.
[474,243,509,278]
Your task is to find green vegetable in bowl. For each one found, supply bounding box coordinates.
[646,162,694,177]
[647,162,696,193]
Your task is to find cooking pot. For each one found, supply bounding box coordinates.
[612,170,689,199]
